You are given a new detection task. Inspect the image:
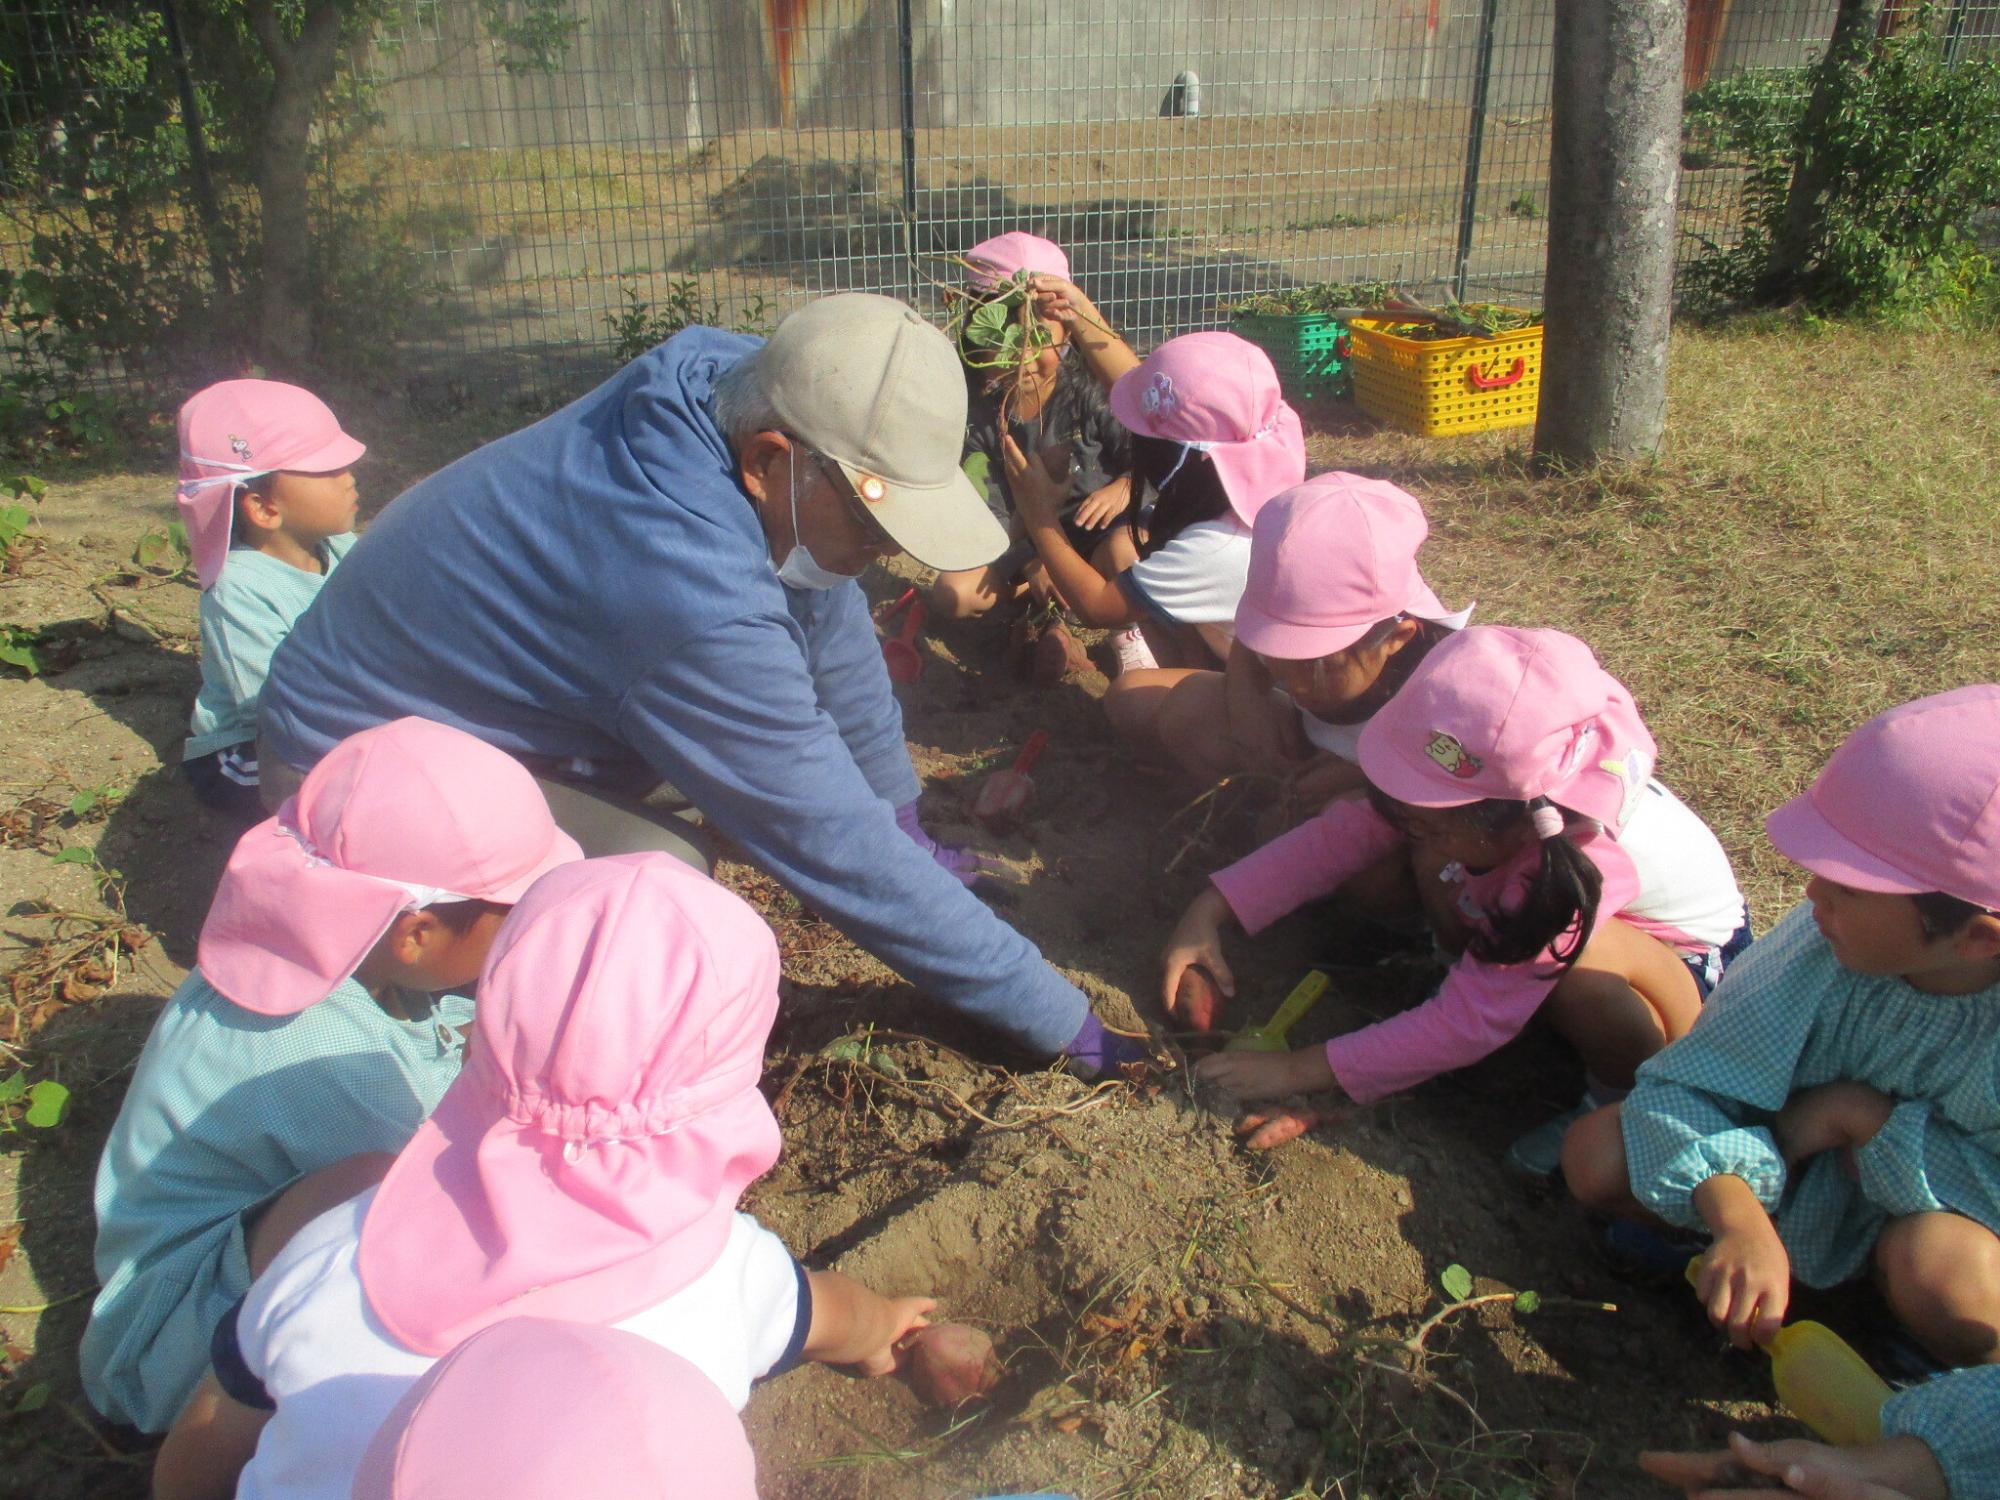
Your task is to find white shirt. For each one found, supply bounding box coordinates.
[232,1189,804,1500]
[1121,517,1254,630]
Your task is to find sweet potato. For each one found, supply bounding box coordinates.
[901,1323,1002,1406]
[1174,964,1224,1032]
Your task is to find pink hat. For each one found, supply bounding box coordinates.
[963,231,1070,293]
[1358,626,1659,833]
[351,1317,757,1500]
[1765,685,2000,910]
[1109,333,1306,527]
[357,853,783,1356]
[1235,473,1465,659]
[197,718,582,1016]
[176,379,366,589]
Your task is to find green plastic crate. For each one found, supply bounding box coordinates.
[1229,311,1353,402]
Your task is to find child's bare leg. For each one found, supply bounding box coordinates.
[1874,1211,2000,1366]
[1149,670,1235,780]
[1104,667,1211,760]
[929,564,1014,620]
[1561,1103,1642,1212]
[1543,917,1703,1090]
[244,1151,395,1278]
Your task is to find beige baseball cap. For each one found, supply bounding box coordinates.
[761,293,1007,572]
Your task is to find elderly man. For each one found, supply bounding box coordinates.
[257,294,1130,1070]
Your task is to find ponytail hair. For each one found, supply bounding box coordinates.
[1365,789,1603,970]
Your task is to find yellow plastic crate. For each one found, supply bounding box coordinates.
[1347,311,1543,437]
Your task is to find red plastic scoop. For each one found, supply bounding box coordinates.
[973,731,1049,827]
[877,588,926,683]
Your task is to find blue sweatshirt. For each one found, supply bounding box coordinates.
[261,328,1086,1053]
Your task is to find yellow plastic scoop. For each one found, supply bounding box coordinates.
[1225,971,1331,1052]
[1685,1257,1891,1445]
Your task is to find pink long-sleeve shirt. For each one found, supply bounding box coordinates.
[1209,782,1743,1104]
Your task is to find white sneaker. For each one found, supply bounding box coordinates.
[1110,627,1157,674]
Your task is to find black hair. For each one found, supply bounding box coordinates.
[428,898,508,934]
[1126,432,1232,558]
[1364,788,1604,968]
[1313,615,1455,726]
[1911,890,1992,942]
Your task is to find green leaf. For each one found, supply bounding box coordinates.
[966,298,1014,347]
[68,789,98,817]
[0,1073,26,1104]
[49,846,95,865]
[24,1080,69,1129]
[1512,1289,1541,1315]
[0,629,41,676]
[0,503,29,550]
[1440,1263,1474,1301]
[12,1381,50,1414]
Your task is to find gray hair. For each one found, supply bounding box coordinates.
[710,350,784,444]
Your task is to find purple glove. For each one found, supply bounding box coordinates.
[1062,1013,1148,1078]
[893,799,990,886]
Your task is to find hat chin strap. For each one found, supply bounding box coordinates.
[279,820,478,909]
[177,453,273,495]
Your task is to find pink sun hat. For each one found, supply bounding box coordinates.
[1235,473,1471,660]
[197,717,582,1016]
[963,231,1070,293]
[1765,684,2000,910]
[351,1317,757,1500]
[357,852,784,1356]
[1358,626,1659,833]
[1109,333,1306,527]
[176,379,366,590]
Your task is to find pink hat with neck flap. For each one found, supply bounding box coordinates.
[176,379,366,590]
[350,1317,757,1500]
[1765,684,2000,911]
[1358,625,1659,833]
[197,717,582,1016]
[1235,472,1469,660]
[357,853,784,1356]
[1109,333,1306,527]
[963,231,1070,293]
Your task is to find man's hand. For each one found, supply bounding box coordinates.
[1775,1082,1895,1166]
[1073,475,1131,531]
[999,433,1069,528]
[1195,1043,1335,1104]
[1641,1430,1941,1500]
[1162,887,1236,1015]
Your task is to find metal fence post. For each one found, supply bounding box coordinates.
[1453,0,1502,303]
[897,0,920,283]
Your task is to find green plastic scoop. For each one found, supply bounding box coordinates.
[1225,971,1331,1052]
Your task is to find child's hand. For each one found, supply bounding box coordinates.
[1698,1220,1792,1349]
[1161,888,1235,1016]
[852,1295,937,1377]
[1195,1044,1335,1104]
[1775,1082,1895,1165]
[1027,274,1101,336]
[803,1269,936,1377]
[999,433,1069,527]
[1072,475,1131,531]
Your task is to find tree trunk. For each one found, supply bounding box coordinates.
[1756,0,1886,303]
[1533,0,1686,467]
[243,0,345,367]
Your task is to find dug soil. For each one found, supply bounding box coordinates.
[0,412,1881,1499]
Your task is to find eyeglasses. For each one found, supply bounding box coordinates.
[791,439,897,548]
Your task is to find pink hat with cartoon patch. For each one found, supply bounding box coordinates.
[357,853,783,1357]
[1235,472,1469,660]
[351,1317,757,1500]
[1358,626,1658,833]
[963,231,1070,293]
[1765,684,2000,910]
[176,379,366,589]
[197,717,582,1016]
[1109,333,1306,528]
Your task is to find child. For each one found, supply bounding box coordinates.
[80,717,582,1434]
[930,232,1138,626]
[1005,332,1306,680]
[154,853,935,1500]
[1564,686,2000,1369]
[1107,471,1471,801]
[1643,1364,2000,1499]
[350,1318,757,1499]
[1181,626,1748,1165]
[176,379,367,816]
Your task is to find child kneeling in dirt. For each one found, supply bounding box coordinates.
[931,232,1139,649]
[1109,470,1470,814]
[1176,626,1748,1169]
[80,718,581,1434]
[1003,332,1306,683]
[153,853,935,1500]
[1563,686,2000,1372]
[175,380,367,817]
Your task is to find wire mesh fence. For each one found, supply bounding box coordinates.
[4,0,1999,404]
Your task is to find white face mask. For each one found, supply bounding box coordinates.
[775,444,861,591]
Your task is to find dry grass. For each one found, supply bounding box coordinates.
[1302,317,2000,925]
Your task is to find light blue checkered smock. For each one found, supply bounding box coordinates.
[79,970,472,1432]
[1883,1365,2000,1497]
[1622,902,2000,1288]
